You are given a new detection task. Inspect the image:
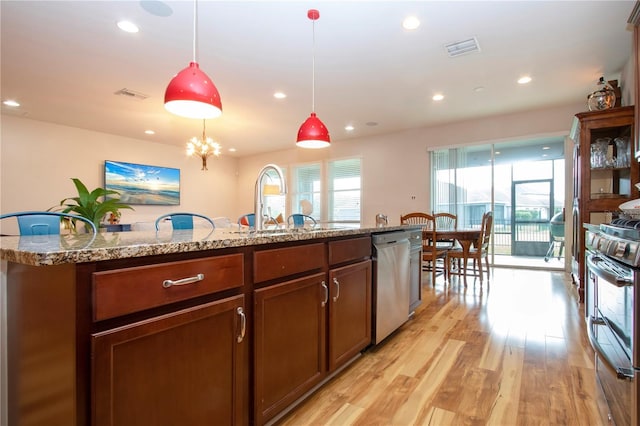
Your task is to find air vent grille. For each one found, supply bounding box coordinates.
[444,37,480,58]
[114,88,149,100]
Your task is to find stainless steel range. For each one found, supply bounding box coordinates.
[585,219,640,426]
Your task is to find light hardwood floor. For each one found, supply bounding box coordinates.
[278,268,610,425]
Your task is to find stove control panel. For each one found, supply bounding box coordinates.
[586,230,640,267]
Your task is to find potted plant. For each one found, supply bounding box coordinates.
[52,178,133,232]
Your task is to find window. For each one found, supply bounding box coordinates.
[290,163,321,219]
[290,158,361,224]
[262,167,286,221]
[329,158,361,223]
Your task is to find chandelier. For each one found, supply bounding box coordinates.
[187,120,221,170]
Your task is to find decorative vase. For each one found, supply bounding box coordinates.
[614,136,630,168]
[591,137,610,169]
[587,77,616,111]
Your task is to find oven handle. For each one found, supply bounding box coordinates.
[586,254,633,287]
[587,315,635,380]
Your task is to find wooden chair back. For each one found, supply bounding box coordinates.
[477,211,493,251]
[401,212,447,284]
[400,212,436,250]
[433,212,457,230]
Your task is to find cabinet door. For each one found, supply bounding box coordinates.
[328,260,372,371]
[92,295,246,426]
[253,273,327,425]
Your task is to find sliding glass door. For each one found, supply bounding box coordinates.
[430,138,565,269]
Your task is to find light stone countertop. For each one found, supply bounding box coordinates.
[0,224,418,267]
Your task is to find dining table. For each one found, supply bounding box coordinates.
[435,228,482,279]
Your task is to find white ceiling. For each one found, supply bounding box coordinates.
[1,1,636,157]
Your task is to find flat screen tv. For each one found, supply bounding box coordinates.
[104,160,180,205]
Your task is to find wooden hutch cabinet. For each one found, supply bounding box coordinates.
[570,106,636,302]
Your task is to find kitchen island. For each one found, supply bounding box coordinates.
[0,224,417,426]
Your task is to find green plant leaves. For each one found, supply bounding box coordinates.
[55,178,133,230]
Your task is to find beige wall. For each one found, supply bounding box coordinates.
[237,101,586,226]
[0,100,613,228]
[1,115,240,225]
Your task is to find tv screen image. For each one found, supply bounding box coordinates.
[104,160,180,205]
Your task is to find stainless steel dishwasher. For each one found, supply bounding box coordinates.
[372,231,410,344]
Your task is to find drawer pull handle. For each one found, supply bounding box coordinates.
[321,281,328,307]
[162,273,205,288]
[237,307,246,343]
[332,277,340,302]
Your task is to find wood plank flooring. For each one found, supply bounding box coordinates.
[278,268,611,425]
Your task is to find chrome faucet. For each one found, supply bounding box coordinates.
[254,164,287,231]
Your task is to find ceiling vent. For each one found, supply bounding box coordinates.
[114,88,149,101]
[444,37,480,58]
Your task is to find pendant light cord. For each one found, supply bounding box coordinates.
[311,18,316,113]
[192,0,197,63]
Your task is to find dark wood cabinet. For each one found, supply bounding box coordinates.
[253,272,327,425]
[253,237,372,425]
[632,4,639,159]
[570,106,636,302]
[5,231,384,426]
[328,260,372,371]
[92,295,246,426]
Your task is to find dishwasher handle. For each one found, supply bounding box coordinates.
[372,231,410,247]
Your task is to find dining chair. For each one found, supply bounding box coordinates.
[400,212,448,285]
[155,212,215,231]
[446,211,493,283]
[0,210,97,236]
[433,212,458,249]
[0,211,98,248]
[287,214,317,229]
[237,213,256,228]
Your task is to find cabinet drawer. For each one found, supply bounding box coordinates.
[254,243,325,283]
[93,254,244,321]
[328,236,371,266]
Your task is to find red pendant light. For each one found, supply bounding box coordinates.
[164,0,222,119]
[296,9,330,149]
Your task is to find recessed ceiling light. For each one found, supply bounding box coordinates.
[3,99,20,107]
[228,147,237,152]
[495,151,501,155]
[432,94,444,101]
[273,92,286,99]
[345,125,355,131]
[117,20,139,33]
[542,146,550,150]
[144,130,155,135]
[402,16,420,30]
[518,76,532,84]
[473,86,485,92]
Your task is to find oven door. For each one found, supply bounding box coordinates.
[590,316,635,426]
[586,253,637,425]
